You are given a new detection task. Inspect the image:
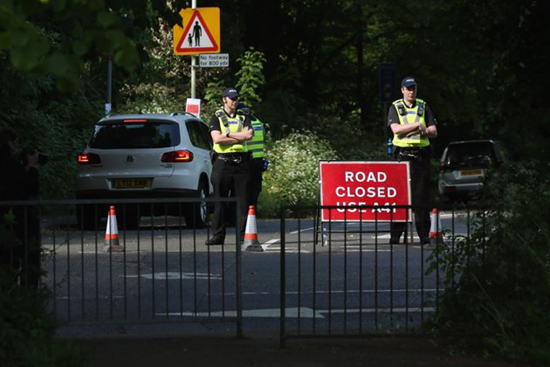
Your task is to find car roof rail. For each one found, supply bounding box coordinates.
[100,113,118,121]
[170,111,192,117]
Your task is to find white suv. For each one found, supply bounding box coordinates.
[75,112,212,229]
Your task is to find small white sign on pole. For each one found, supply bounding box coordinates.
[199,53,229,67]
[186,98,201,116]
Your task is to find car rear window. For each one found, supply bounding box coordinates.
[445,142,496,167]
[89,121,180,149]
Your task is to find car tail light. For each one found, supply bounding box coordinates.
[439,162,452,172]
[123,119,148,123]
[445,186,457,192]
[161,150,194,163]
[78,152,101,164]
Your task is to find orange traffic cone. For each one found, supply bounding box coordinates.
[103,206,124,252]
[243,205,263,252]
[429,208,443,246]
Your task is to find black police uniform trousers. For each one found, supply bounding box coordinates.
[210,154,250,240]
[248,158,264,207]
[390,147,432,244]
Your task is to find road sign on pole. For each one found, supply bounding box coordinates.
[380,63,396,144]
[173,7,220,55]
[379,63,396,102]
[199,53,229,67]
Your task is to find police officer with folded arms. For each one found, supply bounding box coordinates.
[206,88,253,246]
[388,77,438,245]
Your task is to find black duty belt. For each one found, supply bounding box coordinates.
[395,147,428,160]
[398,147,422,153]
[217,153,249,165]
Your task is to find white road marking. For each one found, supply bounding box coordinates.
[259,219,461,252]
[158,307,322,318]
[240,288,439,296]
[318,307,436,315]
[264,248,311,254]
[289,227,315,235]
[260,227,315,251]
[54,289,439,301]
[124,272,220,280]
[157,306,436,319]
[56,295,125,300]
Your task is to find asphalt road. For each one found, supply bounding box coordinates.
[40,211,475,338]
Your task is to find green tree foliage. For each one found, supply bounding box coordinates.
[235,47,266,107]
[0,54,103,198]
[201,48,266,121]
[0,1,182,198]
[216,0,550,159]
[1,0,549,197]
[0,0,148,91]
[202,78,225,120]
[427,162,550,364]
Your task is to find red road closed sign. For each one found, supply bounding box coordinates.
[319,161,411,222]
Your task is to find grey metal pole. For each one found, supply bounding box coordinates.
[106,56,112,116]
[383,101,388,143]
[191,56,197,99]
[191,0,197,99]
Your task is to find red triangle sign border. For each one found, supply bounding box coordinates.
[176,10,219,53]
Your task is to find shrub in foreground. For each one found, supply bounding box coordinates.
[0,220,88,366]
[427,162,550,365]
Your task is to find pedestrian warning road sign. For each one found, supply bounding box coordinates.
[173,7,220,55]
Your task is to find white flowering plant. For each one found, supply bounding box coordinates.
[260,132,338,216]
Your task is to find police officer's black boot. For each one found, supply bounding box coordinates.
[205,235,224,246]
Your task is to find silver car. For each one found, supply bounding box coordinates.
[438,140,506,203]
[75,112,213,229]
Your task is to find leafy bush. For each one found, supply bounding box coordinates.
[427,161,550,364]
[0,218,88,366]
[261,132,338,214]
[294,113,387,161]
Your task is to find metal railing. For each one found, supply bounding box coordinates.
[0,198,243,337]
[1,199,484,342]
[279,204,480,346]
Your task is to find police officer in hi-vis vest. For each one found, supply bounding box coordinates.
[206,88,253,246]
[238,103,267,208]
[387,77,438,245]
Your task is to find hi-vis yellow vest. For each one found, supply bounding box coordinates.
[391,98,430,148]
[213,110,246,154]
[244,117,265,159]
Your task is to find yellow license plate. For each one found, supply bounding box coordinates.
[115,179,148,189]
[460,169,483,177]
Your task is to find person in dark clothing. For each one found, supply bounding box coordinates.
[205,88,253,246]
[0,128,41,287]
[387,77,438,245]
